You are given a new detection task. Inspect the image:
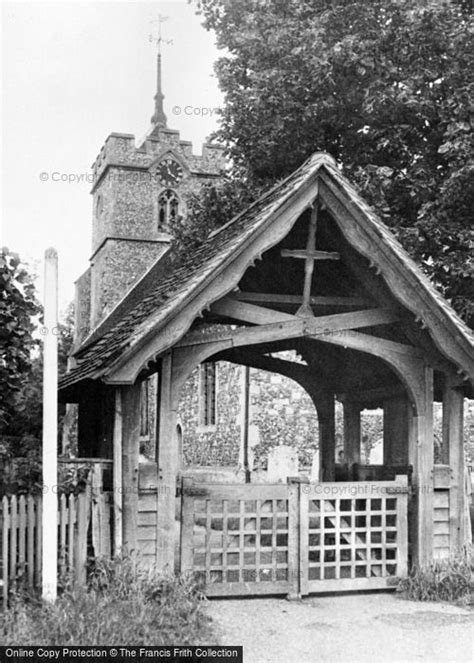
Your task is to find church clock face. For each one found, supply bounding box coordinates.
[157,158,184,186]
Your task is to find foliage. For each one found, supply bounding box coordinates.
[0,435,42,495]
[0,248,41,430]
[0,264,76,492]
[398,554,473,602]
[1,247,74,438]
[360,411,384,463]
[0,449,92,496]
[191,0,473,326]
[174,175,260,253]
[0,555,212,645]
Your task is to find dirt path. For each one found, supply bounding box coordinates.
[205,592,474,663]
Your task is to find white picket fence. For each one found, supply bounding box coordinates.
[0,481,112,602]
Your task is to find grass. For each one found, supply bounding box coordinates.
[398,554,473,603]
[0,555,213,645]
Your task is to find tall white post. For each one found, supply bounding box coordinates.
[42,248,58,601]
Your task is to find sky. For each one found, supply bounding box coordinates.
[1,0,223,312]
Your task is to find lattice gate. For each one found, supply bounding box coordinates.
[180,477,408,597]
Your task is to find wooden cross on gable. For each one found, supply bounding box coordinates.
[281,202,340,317]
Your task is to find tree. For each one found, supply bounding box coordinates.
[189,0,473,325]
[3,301,74,433]
[174,176,261,253]
[0,249,77,491]
[0,248,41,431]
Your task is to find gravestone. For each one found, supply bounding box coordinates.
[267,445,298,482]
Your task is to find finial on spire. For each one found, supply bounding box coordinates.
[149,15,173,130]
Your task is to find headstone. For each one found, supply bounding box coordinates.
[310,449,321,482]
[267,445,298,482]
[248,424,260,471]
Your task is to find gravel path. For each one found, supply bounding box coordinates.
[206,592,474,663]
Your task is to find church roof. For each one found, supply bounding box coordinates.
[60,152,474,395]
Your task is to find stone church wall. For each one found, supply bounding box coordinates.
[179,362,243,467]
[74,267,91,346]
[177,360,321,470]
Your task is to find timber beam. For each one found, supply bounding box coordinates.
[210,296,295,325]
[216,348,311,386]
[312,329,422,358]
[234,292,374,308]
[337,384,408,406]
[208,296,399,335]
[281,249,340,261]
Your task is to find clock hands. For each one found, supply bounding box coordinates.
[158,159,182,185]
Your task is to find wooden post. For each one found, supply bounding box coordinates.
[27,496,35,588]
[121,383,141,554]
[90,464,110,558]
[242,366,251,483]
[42,248,58,602]
[343,400,361,466]
[74,483,91,586]
[411,366,434,567]
[2,496,9,603]
[156,352,178,573]
[443,378,465,553]
[113,388,123,555]
[286,479,301,599]
[316,393,336,481]
[383,396,409,466]
[180,477,194,575]
[395,475,409,578]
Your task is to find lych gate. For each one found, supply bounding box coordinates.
[60,152,473,596]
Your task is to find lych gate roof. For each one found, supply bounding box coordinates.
[60,152,474,395]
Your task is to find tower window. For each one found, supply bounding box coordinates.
[199,362,217,428]
[158,189,179,230]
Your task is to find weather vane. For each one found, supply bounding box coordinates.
[149,14,173,54]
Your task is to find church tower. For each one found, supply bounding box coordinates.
[74,42,225,344]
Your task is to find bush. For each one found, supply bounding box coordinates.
[0,555,213,645]
[398,555,473,603]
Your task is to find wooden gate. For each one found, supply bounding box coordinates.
[180,476,408,597]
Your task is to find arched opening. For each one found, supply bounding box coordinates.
[176,353,320,483]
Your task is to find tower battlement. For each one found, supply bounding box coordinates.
[92,129,225,191]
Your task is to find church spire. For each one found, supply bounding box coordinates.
[151,51,167,128]
[149,15,172,132]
